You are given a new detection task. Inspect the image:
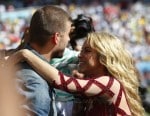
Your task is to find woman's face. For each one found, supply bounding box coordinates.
[78,41,102,76]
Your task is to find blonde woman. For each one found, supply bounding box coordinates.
[8,32,145,116]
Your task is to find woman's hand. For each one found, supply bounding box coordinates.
[72,69,84,78]
[6,49,29,67]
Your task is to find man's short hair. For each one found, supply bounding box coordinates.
[29,5,72,47]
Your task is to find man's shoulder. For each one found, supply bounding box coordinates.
[16,67,48,87]
[16,62,44,80]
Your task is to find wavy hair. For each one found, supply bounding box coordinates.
[86,32,145,116]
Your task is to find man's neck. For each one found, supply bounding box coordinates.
[29,43,52,62]
[42,54,51,62]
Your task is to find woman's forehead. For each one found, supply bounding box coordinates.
[82,41,92,50]
[82,41,89,47]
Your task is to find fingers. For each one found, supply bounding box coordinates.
[72,70,84,78]
[5,51,22,68]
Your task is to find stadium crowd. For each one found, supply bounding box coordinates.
[0,0,150,114]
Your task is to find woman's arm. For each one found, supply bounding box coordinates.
[7,49,60,84]
[7,49,115,98]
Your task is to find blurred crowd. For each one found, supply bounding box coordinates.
[0,1,150,84]
[0,1,150,115]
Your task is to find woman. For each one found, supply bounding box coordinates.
[7,32,145,116]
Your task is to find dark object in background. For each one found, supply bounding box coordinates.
[69,14,95,50]
[139,86,150,113]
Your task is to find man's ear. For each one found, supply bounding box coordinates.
[52,32,59,44]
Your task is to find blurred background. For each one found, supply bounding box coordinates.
[0,0,150,115]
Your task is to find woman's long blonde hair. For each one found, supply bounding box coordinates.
[86,32,145,116]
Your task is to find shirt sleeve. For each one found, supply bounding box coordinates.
[52,71,115,99]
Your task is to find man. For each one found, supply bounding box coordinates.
[16,5,72,116]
